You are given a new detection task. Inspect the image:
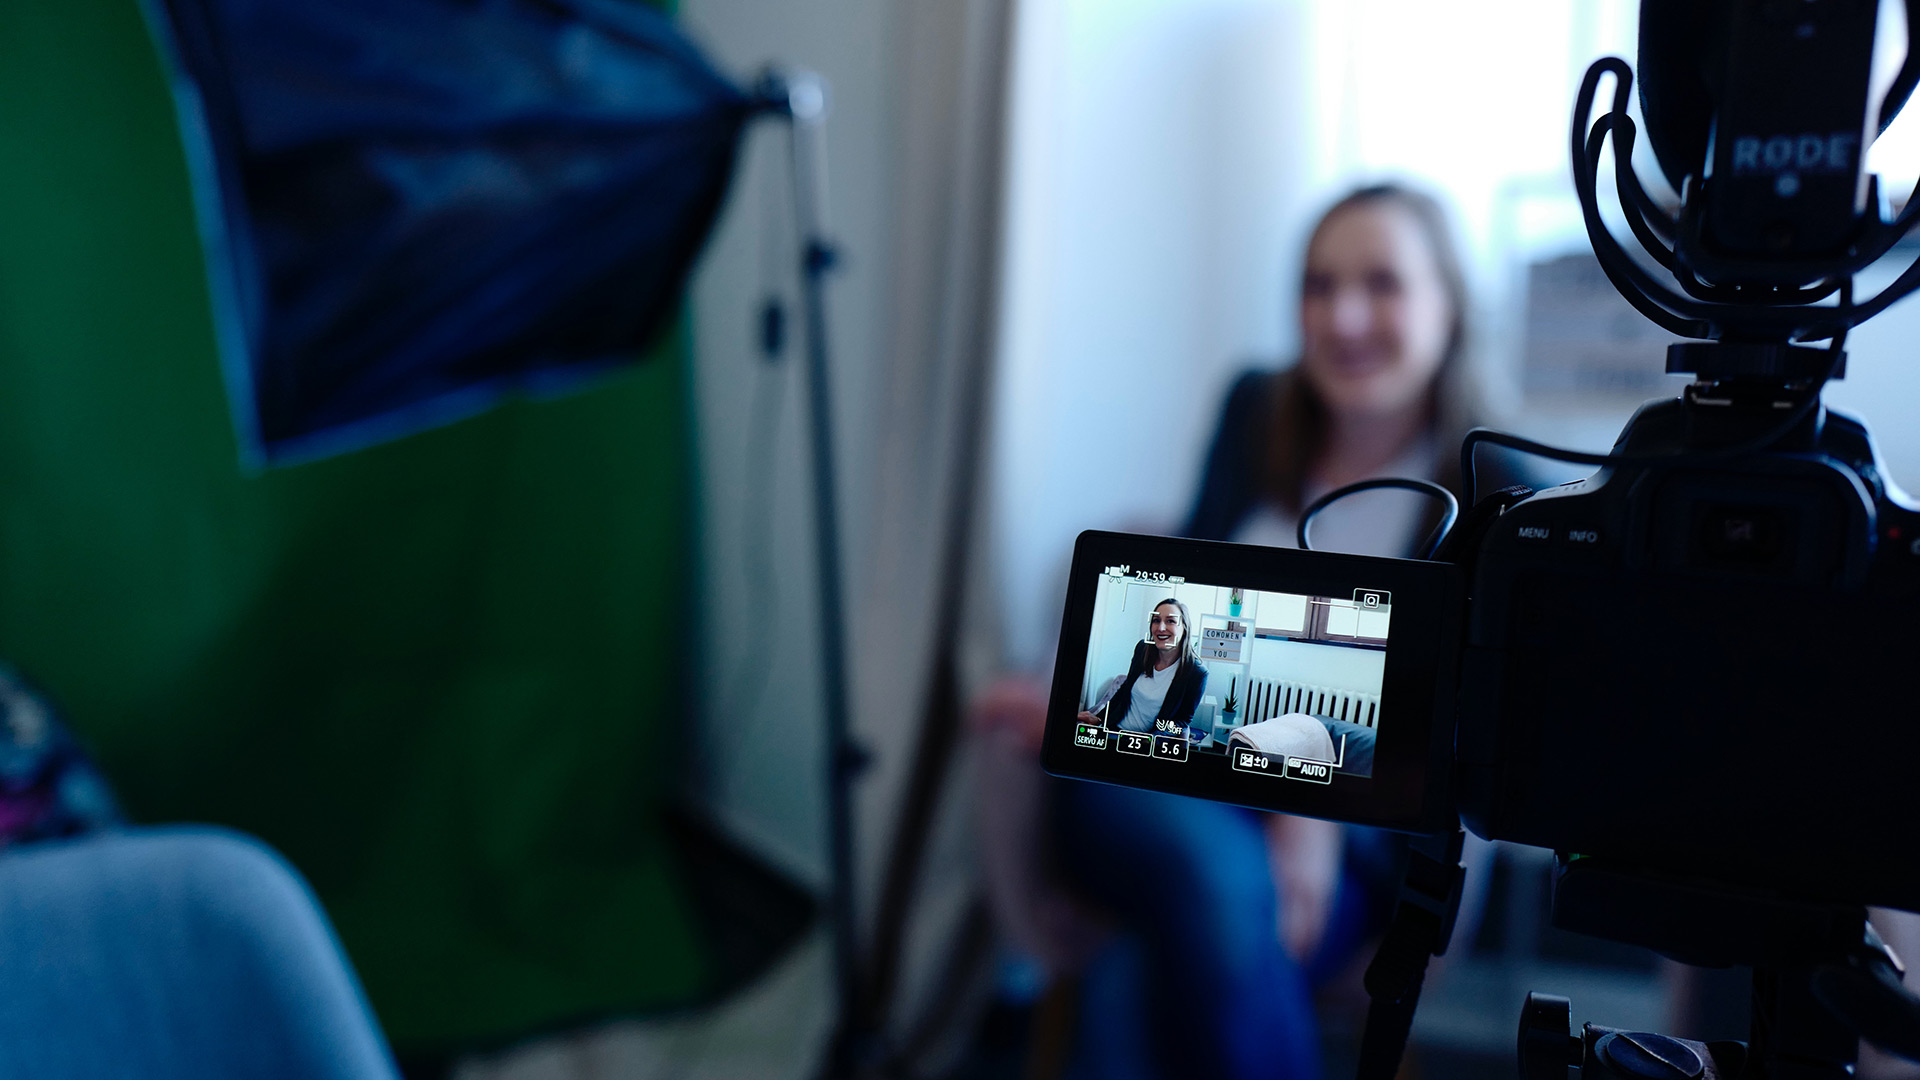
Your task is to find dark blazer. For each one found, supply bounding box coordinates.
[1106,646,1208,734]
[1179,369,1547,544]
[1182,371,1281,542]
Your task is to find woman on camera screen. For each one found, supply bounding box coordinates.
[1080,599,1208,736]
[1055,183,1496,1080]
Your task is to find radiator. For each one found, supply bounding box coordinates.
[1242,677,1380,729]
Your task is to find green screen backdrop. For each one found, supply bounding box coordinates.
[0,0,716,1052]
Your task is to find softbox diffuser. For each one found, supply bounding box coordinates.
[145,0,755,464]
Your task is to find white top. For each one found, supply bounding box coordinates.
[1231,437,1438,556]
[1117,659,1180,732]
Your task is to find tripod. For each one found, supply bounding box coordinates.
[1516,857,1920,1079]
[1351,840,1920,1078]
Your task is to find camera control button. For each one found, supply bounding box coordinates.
[1284,757,1334,784]
[1563,525,1604,548]
[1151,734,1188,762]
[1115,731,1153,757]
[1232,748,1281,776]
[1515,523,1554,544]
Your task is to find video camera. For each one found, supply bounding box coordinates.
[1043,0,1920,1075]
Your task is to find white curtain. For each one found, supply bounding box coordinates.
[850,0,1016,1067]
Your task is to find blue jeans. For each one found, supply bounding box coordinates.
[1055,782,1387,1080]
[0,827,399,1080]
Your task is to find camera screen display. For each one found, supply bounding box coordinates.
[1076,569,1389,779]
[1041,531,1460,831]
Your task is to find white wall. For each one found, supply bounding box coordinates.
[1081,578,1147,708]
[994,0,1326,670]
[1820,263,1920,497]
[1246,637,1384,698]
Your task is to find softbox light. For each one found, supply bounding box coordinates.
[145,0,758,465]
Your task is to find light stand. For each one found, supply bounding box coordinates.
[755,69,869,1080]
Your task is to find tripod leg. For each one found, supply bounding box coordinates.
[1354,830,1467,1080]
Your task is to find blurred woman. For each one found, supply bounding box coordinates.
[1056,183,1490,1080]
[1187,182,1484,551]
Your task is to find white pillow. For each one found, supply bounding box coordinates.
[1227,712,1336,763]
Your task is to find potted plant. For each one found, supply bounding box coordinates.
[1229,587,1244,617]
[1220,678,1240,729]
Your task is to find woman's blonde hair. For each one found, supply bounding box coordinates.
[1262,182,1489,511]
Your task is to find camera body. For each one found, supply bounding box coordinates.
[1042,386,1920,913]
[1456,388,1920,912]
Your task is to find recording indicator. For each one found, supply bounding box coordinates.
[1073,723,1109,750]
[1115,731,1153,757]
[1151,734,1189,762]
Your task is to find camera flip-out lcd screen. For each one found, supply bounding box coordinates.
[1042,531,1459,832]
